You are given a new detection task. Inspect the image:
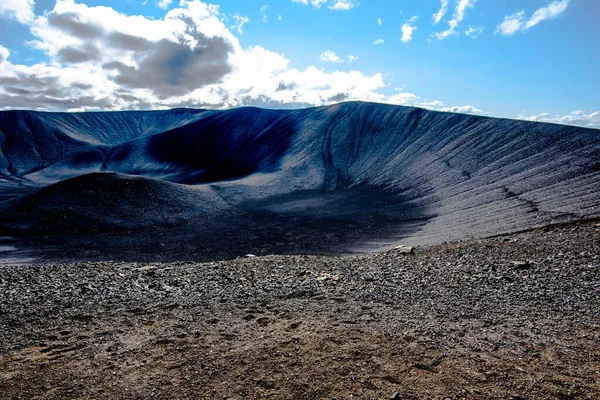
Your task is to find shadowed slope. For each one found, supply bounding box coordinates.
[0,108,211,184]
[0,102,598,262]
[0,173,226,234]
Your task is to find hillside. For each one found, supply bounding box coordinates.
[0,102,599,262]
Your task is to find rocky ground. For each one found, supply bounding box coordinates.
[1,219,599,399]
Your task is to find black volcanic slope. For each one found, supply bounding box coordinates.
[0,102,599,262]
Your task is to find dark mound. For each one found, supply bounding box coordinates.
[0,102,599,262]
[0,172,427,262]
[0,173,224,234]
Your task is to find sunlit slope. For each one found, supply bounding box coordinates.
[1,102,598,248]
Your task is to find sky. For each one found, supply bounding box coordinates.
[0,0,598,128]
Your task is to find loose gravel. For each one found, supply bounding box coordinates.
[1,220,599,399]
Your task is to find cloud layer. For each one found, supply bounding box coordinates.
[0,0,399,111]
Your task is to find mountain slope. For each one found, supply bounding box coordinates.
[0,108,211,182]
[0,102,598,261]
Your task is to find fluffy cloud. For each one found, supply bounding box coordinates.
[0,45,10,64]
[0,0,385,110]
[435,0,476,40]
[417,100,484,115]
[432,0,448,25]
[157,0,173,10]
[496,0,569,36]
[377,18,383,26]
[401,16,418,43]
[291,0,327,8]
[0,0,485,116]
[437,105,484,114]
[518,110,600,129]
[328,0,357,11]
[291,0,356,10]
[373,38,384,45]
[0,0,35,24]
[319,51,343,63]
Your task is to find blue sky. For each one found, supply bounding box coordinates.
[0,0,598,128]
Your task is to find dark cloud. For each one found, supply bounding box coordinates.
[57,44,101,64]
[0,73,106,109]
[237,95,312,109]
[106,32,153,51]
[47,12,104,38]
[103,31,233,98]
[71,82,94,90]
[276,81,298,91]
[102,61,128,70]
[36,10,235,100]
[327,93,349,103]
[0,74,64,98]
[2,86,32,95]
[166,97,226,109]
[0,93,114,110]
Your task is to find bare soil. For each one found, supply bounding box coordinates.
[1,220,600,399]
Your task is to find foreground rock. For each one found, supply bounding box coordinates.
[1,220,599,399]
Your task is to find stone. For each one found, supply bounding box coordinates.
[394,245,414,254]
[511,261,531,270]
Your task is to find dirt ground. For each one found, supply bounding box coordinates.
[1,220,599,399]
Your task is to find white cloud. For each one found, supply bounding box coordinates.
[370,93,485,116]
[320,51,343,63]
[401,16,418,43]
[0,0,35,24]
[432,0,448,25]
[260,5,269,23]
[0,0,392,110]
[0,0,488,116]
[291,0,356,10]
[329,0,358,10]
[517,110,600,129]
[526,0,569,29]
[414,100,484,115]
[438,105,484,114]
[435,0,476,40]
[0,45,10,64]
[495,11,524,36]
[291,0,329,9]
[348,55,358,63]
[157,0,173,10]
[495,0,569,36]
[377,18,383,26]
[465,25,483,38]
[373,38,384,45]
[231,14,249,34]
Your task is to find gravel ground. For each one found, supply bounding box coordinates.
[1,220,599,399]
